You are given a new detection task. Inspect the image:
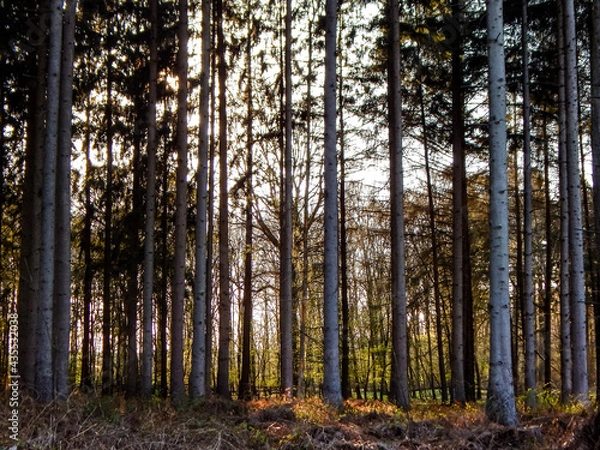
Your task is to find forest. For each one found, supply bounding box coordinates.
[2,0,600,447]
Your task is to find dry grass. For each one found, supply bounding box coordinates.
[0,392,595,449]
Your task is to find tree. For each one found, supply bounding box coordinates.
[216,0,232,398]
[562,0,588,406]
[190,0,211,399]
[484,0,518,426]
[388,0,409,409]
[54,0,77,400]
[280,0,294,400]
[141,0,159,398]
[521,0,536,409]
[171,0,189,402]
[322,0,342,408]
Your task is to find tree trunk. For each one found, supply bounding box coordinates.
[18,10,47,393]
[36,0,63,402]
[190,0,211,399]
[216,0,231,398]
[322,0,342,408]
[239,18,254,401]
[141,0,159,398]
[485,0,518,426]
[562,0,588,406]
[388,0,409,410]
[54,0,77,400]
[171,0,189,402]
[590,0,600,401]
[280,0,294,400]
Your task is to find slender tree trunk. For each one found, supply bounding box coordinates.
[280,0,294,400]
[521,0,535,408]
[590,0,600,401]
[485,0,518,426]
[54,0,77,400]
[450,0,466,404]
[562,0,588,406]
[542,114,553,390]
[18,10,47,393]
[142,0,159,398]
[239,18,254,401]
[190,0,211,399]
[36,0,63,402]
[159,145,170,398]
[322,0,342,408]
[81,98,93,391]
[388,0,409,409]
[557,0,572,403]
[216,0,231,398]
[171,0,189,402]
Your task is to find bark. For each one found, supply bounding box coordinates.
[216,0,231,398]
[322,0,342,408]
[543,115,553,389]
[521,0,535,407]
[484,0,518,426]
[591,0,600,401]
[18,9,47,393]
[388,0,409,409]
[562,0,588,405]
[54,0,77,400]
[141,0,159,398]
[280,0,294,400]
[557,0,572,402]
[171,0,189,402]
[36,0,63,402]
[239,18,254,401]
[190,0,211,399]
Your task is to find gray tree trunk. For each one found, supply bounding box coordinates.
[521,0,536,409]
[171,0,189,402]
[280,0,294,400]
[484,0,518,426]
[562,0,588,406]
[216,0,231,398]
[388,0,409,410]
[322,0,342,408]
[190,0,211,399]
[141,0,159,398]
[557,0,572,403]
[36,0,63,402]
[54,0,77,400]
[590,0,600,401]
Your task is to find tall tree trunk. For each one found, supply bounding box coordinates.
[280,0,294,400]
[485,0,518,426]
[171,0,189,402]
[450,0,466,404]
[216,0,231,398]
[521,0,535,408]
[388,0,409,409]
[101,50,115,398]
[159,144,170,398]
[543,113,553,390]
[81,98,93,391]
[141,0,159,398]
[239,17,254,401]
[18,9,47,393]
[36,0,63,402]
[322,0,342,408]
[562,0,588,406]
[190,0,211,399]
[338,13,350,400]
[418,63,448,403]
[54,0,77,400]
[590,0,600,401]
[298,6,315,399]
[557,0,572,403]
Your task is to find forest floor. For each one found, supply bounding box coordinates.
[1,392,598,449]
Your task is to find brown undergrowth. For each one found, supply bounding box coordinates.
[0,392,595,449]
